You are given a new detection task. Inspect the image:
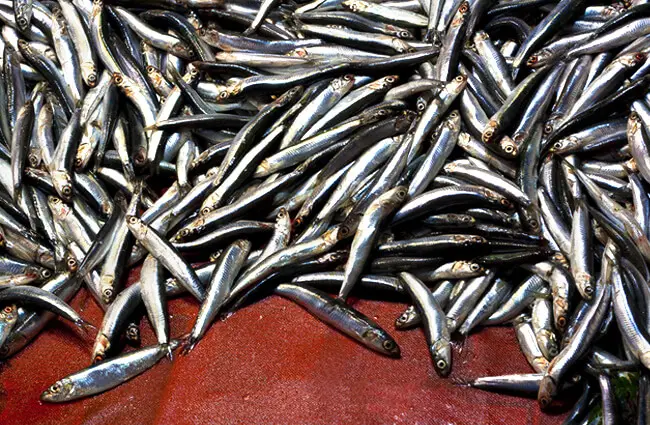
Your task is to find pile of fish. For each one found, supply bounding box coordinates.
[1,0,650,421]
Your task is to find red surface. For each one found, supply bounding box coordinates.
[0,270,569,425]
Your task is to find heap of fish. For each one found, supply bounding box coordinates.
[0,0,650,420]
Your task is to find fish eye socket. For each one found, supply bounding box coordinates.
[500,199,509,206]
[382,340,395,350]
[3,306,13,313]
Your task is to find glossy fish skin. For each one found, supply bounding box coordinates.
[184,239,251,353]
[435,1,469,82]
[339,187,406,300]
[399,272,451,376]
[276,283,400,357]
[0,304,18,347]
[1,272,79,359]
[408,111,460,198]
[126,215,206,302]
[10,101,34,199]
[511,0,586,75]
[41,342,178,403]
[392,185,512,225]
[225,226,343,308]
[140,255,169,349]
[458,278,511,335]
[514,315,549,373]
[0,283,89,329]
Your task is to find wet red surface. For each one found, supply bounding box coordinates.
[0,269,568,425]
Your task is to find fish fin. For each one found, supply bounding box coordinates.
[179,334,198,356]
[75,318,98,340]
[450,375,473,387]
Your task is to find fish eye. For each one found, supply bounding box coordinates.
[219,91,229,99]
[62,186,72,196]
[527,56,538,65]
[386,76,395,83]
[558,317,567,327]
[180,229,190,237]
[128,216,138,224]
[504,144,514,154]
[3,306,13,314]
[553,142,563,150]
[528,219,539,228]
[454,75,465,83]
[500,199,510,206]
[482,129,494,142]
[470,263,480,271]
[49,383,62,393]
[102,288,113,301]
[113,74,123,85]
[459,3,468,13]
[399,31,410,38]
[636,53,645,61]
[436,359,447,370]
[382,340,395,350]
[200,207,212,216]
[41,269,52,279]
[146,66,155,73]
[339,226,350,237]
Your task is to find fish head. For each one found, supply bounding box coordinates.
[41,378,75,403]
[537,376,557,410]
[47,196,71,219]
[527,48,552,68]
[81,62,98,88]
[454,261,483,276]
[92,333,111,363]
[171,42,194,60]
[549,137,577,154]
[51,171,73,201]
[126,215,148,238]
[342,0,368,12]
[432,340,452,377]
[395,307,417,329]
[362,328,400,357]
[0,304,17,325]
[499,136,519,157]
